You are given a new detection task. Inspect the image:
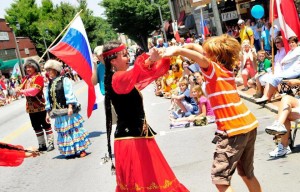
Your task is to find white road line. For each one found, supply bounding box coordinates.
[151,100,170,106]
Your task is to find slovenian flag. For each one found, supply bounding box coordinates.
[49,15,96,118]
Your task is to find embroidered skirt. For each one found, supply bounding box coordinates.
[54,113,91,156]
[114,138,189,192]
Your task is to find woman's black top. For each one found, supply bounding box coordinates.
[111,87,156,139]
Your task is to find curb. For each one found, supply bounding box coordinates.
[238,91,279,114]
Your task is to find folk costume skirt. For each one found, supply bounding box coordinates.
[54,113,91,156]
[114,137,189,192]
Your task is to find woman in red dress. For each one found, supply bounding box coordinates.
[102,41,189,192]
[0,142,39,166]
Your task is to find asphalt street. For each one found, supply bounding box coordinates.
[1,80,300,192]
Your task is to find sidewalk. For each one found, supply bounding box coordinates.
[237,85,281,114]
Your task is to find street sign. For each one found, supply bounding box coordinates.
[221,11,238,22]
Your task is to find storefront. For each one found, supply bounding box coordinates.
[191,0,271,35]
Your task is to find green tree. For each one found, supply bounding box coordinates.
[101,0,170,50]
[5,0,117,57]
[77,0,117,50]
[5,0,40,38]
[295,0,300,17]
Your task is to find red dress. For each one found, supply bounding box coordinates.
[0,143,25,167]
[111,53,189,192]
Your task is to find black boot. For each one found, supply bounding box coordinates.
[37,135,47,151]
[38,144,47,152]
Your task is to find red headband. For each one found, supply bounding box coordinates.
[102,44,126,58]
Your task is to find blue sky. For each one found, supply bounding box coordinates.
[0,0,105,19]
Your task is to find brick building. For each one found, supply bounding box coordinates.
[0,18,38,75]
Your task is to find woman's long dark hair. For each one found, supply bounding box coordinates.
[0,142,25,151]
[102,41,122,173]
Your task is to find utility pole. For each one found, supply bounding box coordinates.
[11,24,24,77]
[211,0,223,35]
[151,0,168,43]
[168,0,175,22]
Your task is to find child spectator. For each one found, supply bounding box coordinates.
[154,77,164,97]
[249,50,272,98]
[191,85,215,123]
[162,70,175,99]
[240,40,257,91]
[171,78,198,118]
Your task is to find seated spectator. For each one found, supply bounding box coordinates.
[154,77,164,97]
[188,74,197,89]
[171,63,183,84]
[170,85,215,125]
[162,70,176,99]
[193,71,207,96]
[265,79,300,157]
[256,36,300,104]
[190,85,215,123]
[0,75,8,103]
[240,40,257,91]
[273,36,287,76]
[156,37,168,48]
[0,87,6,106]
[249,50,272,98]
[171,78,198,118]
[181,60,192,79]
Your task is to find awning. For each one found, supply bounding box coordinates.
[191,0,222,7]
[0,58,24,70]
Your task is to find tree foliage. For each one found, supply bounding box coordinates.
[4,0,117,58]
[101,0,170,50]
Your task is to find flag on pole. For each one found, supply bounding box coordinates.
[49,15,96,118]
[11,62,21,78]
[172,21,181,42]
[201,20,210,39]
[270,0,300,52]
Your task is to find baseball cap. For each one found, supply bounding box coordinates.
[237,19,245,25]
[94,46,103,56]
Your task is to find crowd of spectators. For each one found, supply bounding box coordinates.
[151,17,300,158]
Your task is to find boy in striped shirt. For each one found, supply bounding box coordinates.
[164,34,262,192]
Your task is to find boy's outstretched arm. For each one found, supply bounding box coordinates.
[163,45,210,69]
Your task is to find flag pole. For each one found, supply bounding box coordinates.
[271,0,275,74]
[38,9,83,63]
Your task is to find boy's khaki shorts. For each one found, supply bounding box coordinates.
[211,129,257,185]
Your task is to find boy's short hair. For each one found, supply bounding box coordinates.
[178,78,188,86]
[257,50,266,56]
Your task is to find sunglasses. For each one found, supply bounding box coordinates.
[275,41,282,44]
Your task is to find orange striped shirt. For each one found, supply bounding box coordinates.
[201,62,258,137]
